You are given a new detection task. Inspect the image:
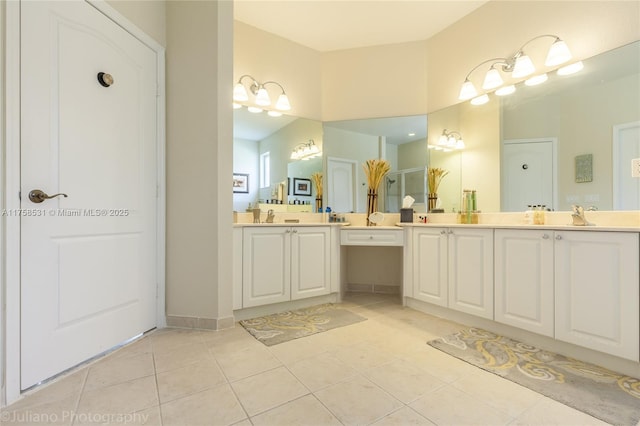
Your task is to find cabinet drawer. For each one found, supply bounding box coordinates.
[340,229,404,246]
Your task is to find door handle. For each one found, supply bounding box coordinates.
[28,189,68,204]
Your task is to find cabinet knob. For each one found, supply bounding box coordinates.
[440,230,447,235]
[542,234,550,239]
[448,229,454,235]
[369,236,373,239]
[555,234,562,240]
[292,229,298,234]
[285,229,291,234]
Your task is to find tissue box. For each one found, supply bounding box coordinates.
[400,208,414,223]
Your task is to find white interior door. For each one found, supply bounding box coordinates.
[613,121,640,210]
[327,157,356,212]
[501,139,555,212]
[21,1,158,389]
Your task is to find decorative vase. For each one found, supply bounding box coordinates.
[366,189,378,226]
[428,193,438,212]
[315,197,322,213]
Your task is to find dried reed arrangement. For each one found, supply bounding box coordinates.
[311,172,323,198]
[363,159,390,225]
[362,159,391,192]
[427,167,449,194]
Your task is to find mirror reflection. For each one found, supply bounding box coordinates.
[234,41,639,214]
[322,116,427,213]
[430,40,640,212]
[233,107,322,212]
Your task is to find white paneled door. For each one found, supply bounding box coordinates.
[20,1,158,388]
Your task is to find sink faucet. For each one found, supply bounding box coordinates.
[266,209,275,223]
[571,205,594,226]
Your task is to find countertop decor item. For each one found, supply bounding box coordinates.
[363,159,391,226]
[428,327,640,426]
[427,167,449,212]
[311,172,323,212]
[240,303,366,346]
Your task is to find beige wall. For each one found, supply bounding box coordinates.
[234,21,322,121]
[165,0,234,325]
[321,40,429,121]
[427,1,640,114]
[107,0,167,47]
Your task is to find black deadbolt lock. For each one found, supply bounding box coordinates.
[97,72,114,88]
[522,164,529,170]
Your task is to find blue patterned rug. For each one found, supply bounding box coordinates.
[429,327,640,426]
[240,303,367,346]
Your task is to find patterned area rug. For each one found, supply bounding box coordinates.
[428,328,640,426]
[240,303,367,346]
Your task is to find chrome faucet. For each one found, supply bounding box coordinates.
[571,205,594,226]
[266,209,275,223]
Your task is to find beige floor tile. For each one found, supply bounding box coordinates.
[451,369,543,418]
[372,406,436,426]
[156,357,227,403]
[230,366,309,417]
[84,352,155,391]
[110,336,153,360]
[250,394,342,426]
[205,327,264,355]
[398,346,481,383]
[161,384,247,426]
[288,352,359,391]
[267,335,330,365]
[0,393,77,426]
[231,420,252,426]
[511,397,611,426]
[153,341,212,374]
[4,369,86,412]
[314,375,403,425]
[75,376,158,417]
[215,344,282,382]
[331,341,397,373]
[72,404,162,426]
[409,385,513,425]
[365,358,447,403]
[150,328,204,353]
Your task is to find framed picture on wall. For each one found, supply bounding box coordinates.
[233,173,249,193]
[293,178,312,196]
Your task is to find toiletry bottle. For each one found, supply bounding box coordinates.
[525,205,534,224]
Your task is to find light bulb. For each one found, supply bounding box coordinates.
[546,39,572,66]
[275,94,291,111]
[525,73,548,86]
[267,110,282,117]
[482,67,504,90]
[232,102,242,109]
[247,106,263,113]
[255,87,271,106]
[512,53,535,78]
[458,80,478,101]
[470,94,490,105]
[557,61,584,76]
[233,83,248,101]
[495,85,516,96]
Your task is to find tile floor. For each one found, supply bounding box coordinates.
[1,293,613,426]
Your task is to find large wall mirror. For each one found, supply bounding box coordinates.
[234,41,639,214]
[430,40,640,213]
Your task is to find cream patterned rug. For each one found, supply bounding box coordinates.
[240,303,367,346]
[428,328,640,426]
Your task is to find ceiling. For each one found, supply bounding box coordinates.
[233,0,488,52]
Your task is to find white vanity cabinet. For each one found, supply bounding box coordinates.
[241,226,331,308]
[412,227,494,319]
[494,229,554,337]
[554,230,639,361]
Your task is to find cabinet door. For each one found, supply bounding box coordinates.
[448,228,494,319]
[555,231,639,361]
[412,228,448,307]
[495,229,554,336]
[291,227,331,300]
[242,227,291,308]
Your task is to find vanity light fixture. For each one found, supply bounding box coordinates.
[290,139,322,161]
[233,74,291,114]
[525,73,549,86]
[557,61,584,76]
[434,129,465,150]
[458,34,575,102]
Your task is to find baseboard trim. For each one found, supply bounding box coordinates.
[166,315,235,331]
